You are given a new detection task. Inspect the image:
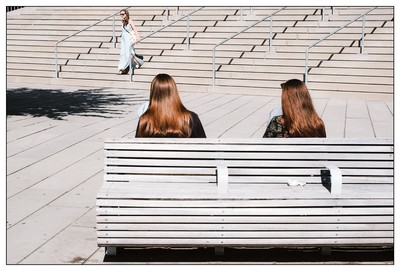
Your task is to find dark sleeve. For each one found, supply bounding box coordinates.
[189,111,206,138]
[135,117,141,137]
[263,116,284,138]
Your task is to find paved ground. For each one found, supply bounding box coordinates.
[6,82,394,264]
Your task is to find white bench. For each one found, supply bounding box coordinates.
[96,138,393,256]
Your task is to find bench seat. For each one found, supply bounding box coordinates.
[96,138,393,255]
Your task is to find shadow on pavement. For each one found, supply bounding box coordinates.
[6,87,145,120]
[103,247,394,264]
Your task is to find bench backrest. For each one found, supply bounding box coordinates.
[104,137,393,186]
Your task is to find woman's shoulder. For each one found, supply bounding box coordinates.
[271,115,282,123]
[263,115,285,138]
[188,110,201,122]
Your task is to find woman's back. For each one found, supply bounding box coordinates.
[136,74,206,138]
[263,79,326,138]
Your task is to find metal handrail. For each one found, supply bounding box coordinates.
[132,7,204,46]
[128,7,204,81]
[212,7,286,86]
[54,8,128,78]
[304,7,377,83]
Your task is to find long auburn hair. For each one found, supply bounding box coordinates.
[136,74,192,137]
[120,9,130,26]
[281,79,326,137]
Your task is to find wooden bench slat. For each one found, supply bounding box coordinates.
[105,143,393,152]
[98,231,393,239]
[97,223,394,231]
[104,175,393,184]
[97,215,393,224]
[96,207,393,216]
[96,198,393,208]
[97,238,393,246]
[105,150,393,160]
[105,158,394,169]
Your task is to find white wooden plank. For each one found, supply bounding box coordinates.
[105,137,393,145]
[96,198,393,208]
[97,223,393,232]
[96,207,393,216]
[97,215,393,224]
[98,231,393,239]
[104,174,393,184]
[105,150,393,160]
[105,142,394,152]
[105,158,393,169]
[97,238,393,246]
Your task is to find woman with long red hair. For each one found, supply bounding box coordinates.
[263,79,326,138]
[136,74,206,138]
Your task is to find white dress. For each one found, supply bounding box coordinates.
[118,24,144,71]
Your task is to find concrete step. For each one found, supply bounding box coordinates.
[242,51,331,60]
[216,71,303,81]
[309,67,393,77]
[58,71,213,86]
[219,65,304,74]
[7,34,111,43]
[308,74,393,86]
[342,47,393,55]
[8,63,59,72]
[7,45,91,54]
[362,40,393,47]
[275,32,374,40]
[331,53,393,62]
[307,81,393,94]
[285,27,375,34]
[320,60,392,69]
[61,65,212,78]
[231,58,320,67]
[7,51,79,60]
[7,39,103,48]
[7,56,67,65]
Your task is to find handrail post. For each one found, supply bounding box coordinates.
[361,14,365,54]
[55,44,58,78]
[305,49,309,84]
[240,8,243,21]
[250,7,253,15]
[112,15,116,48]
[321,7,325,21]
[165,7,169,22]
[331,6,335,15]
[212,48,216,86]
[130,60,133,82]
[269,15,273,52]
[186,14,190,51]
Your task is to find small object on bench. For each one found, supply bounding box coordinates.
[287,179,306,187]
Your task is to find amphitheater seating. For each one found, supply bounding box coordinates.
[6,6,393,100]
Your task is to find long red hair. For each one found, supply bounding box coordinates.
[281,79,326,137]
[136,74,192,137]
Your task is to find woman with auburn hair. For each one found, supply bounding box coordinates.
[136,74,206,138]
[263,79,326,138]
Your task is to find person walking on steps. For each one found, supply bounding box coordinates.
[117,8,144,75]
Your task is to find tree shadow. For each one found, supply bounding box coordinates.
[7,87,147,120]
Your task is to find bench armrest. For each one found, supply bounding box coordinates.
[323,164,342,196]
[216,165,229,196]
